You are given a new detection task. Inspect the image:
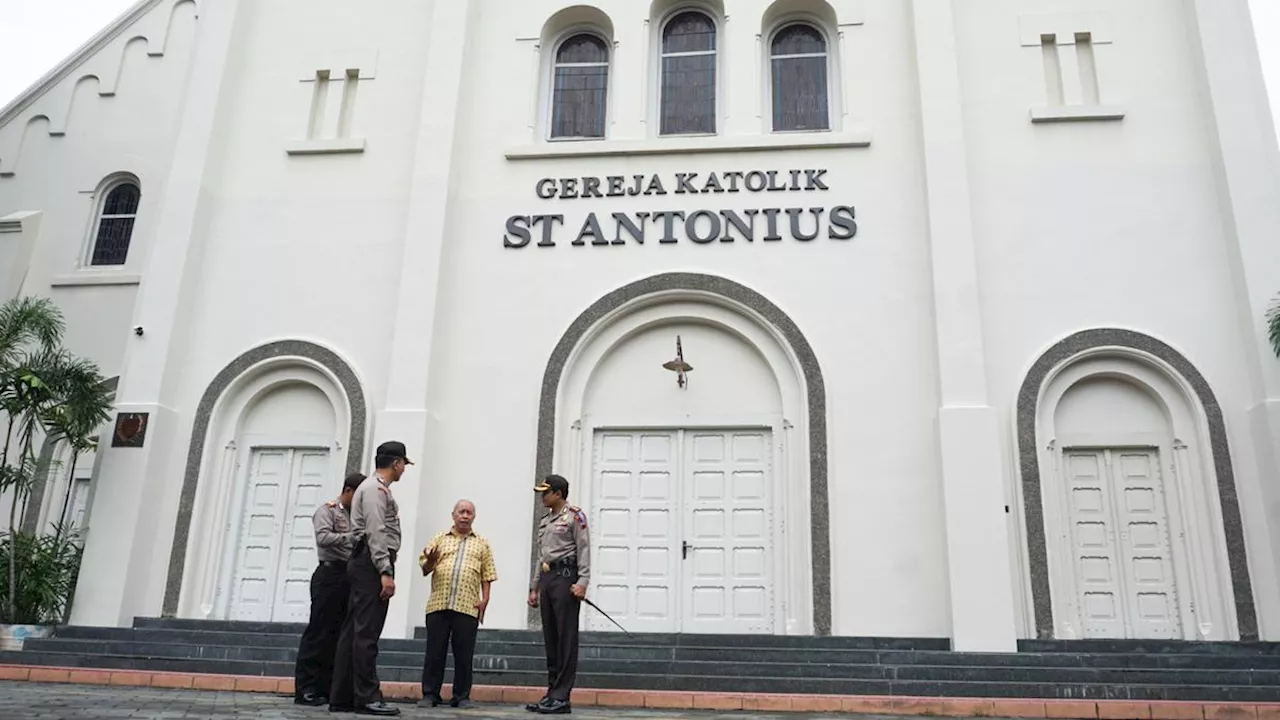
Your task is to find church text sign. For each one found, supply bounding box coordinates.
[502,168,857,248]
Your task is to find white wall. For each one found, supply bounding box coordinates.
[0,0,198,381]
[955,0,1280,637]
[3,0,1278,640]
[412,0,952,637]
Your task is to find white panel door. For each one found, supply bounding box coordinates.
[681,430,773,635]
[590,431,680,633]
[270,450,329,623]
[1064,447,1181,639]
[1065,450,1127,638]
[230,449,290,621]
[1113,449,1181,639]
[230,447,330,622]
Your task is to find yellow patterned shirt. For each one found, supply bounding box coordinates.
[420,528,498,618]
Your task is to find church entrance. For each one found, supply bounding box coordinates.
[544,285,822,635]
[588,428,775,635]
[1059,445,1182,639]
[227,446,330,623]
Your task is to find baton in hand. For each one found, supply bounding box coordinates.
[579,596,632,637]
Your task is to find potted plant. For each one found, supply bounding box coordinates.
[0,297,110,649]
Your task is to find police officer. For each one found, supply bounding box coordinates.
[330,441,412,717]
[293,472,363,706]
[525,474,590,715]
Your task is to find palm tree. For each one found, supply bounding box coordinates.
[0,297,107,624]
[0,297,62,483]
[1269,296,1280,358]
[42,373,113,542]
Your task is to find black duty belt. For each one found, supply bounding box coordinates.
[542,557,578,578]
[318,560,345,568]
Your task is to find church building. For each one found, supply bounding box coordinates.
[2,0,1280,654]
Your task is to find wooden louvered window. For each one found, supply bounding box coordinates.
[551,34,610,139]
[90,181,140,266]
[660,11,717,135]
[770,23,830,132]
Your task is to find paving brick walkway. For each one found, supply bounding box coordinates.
[0,681,937,720]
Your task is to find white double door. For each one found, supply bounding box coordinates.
[1062,446,1183,639]
[228,447,330,623]
[589,428,775,635]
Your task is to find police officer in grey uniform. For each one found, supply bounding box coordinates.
[330,441,412,717]
[525,474,591,715]
[293,472,364,706]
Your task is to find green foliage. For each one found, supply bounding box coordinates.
[0,526,84,625]
[0,296,62,369]
[1268,296,1280,359]
[0,296,109,626]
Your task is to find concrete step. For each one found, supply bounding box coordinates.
[16,637,1280,690]
[45,626,1280,671]
[14,619,1280,702]
[1019,639,1280,656]
[6,649,1280,702]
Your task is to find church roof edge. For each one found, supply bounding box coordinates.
[0,0,166,129]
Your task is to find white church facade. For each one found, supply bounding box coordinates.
[2,0,1280,654]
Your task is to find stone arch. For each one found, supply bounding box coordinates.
[1016,328,1256,640]
[529,272,831,635]
[162,340,367,617]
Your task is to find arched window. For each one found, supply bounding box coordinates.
[660,10,717,135]
[90,179,140,266]
[770,23,829,132]
[551,33,610,139]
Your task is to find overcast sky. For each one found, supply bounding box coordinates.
[3,0,1280,144]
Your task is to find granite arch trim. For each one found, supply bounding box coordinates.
[20,376,119,535]
[529,272,831,635]
[161,340,368,617]
[1016,328,1257,640]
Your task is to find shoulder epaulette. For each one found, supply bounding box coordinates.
[572,507,588,529]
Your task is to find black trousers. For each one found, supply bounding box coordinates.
[293,562,349,698]
[538,570,580,702]
[420,610,480,701]
[330,546,394,707]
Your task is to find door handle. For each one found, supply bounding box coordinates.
[682,540,690,560]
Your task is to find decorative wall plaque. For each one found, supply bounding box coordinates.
[112,412,149,448]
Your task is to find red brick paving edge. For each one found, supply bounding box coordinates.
[0,664,1276,718]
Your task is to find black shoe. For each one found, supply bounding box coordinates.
[451,698,474,708]
[329,705,354,713]
[416,695,443,708]
[355,702,401,716]
[536,699,571,714]
[525,696,550,712]
[296,692,328,706]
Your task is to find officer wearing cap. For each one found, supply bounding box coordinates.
[330,441,413,717]
[525,474,590,715]
[293,472,364,706]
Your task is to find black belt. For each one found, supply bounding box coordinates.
[543,557,578,578]
[318,560,345,567]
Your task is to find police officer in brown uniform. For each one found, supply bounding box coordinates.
[293,472,364,706]
[330,441,412,717]
[525,474,591,715]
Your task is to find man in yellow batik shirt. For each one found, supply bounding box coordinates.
[417,499,498,709]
